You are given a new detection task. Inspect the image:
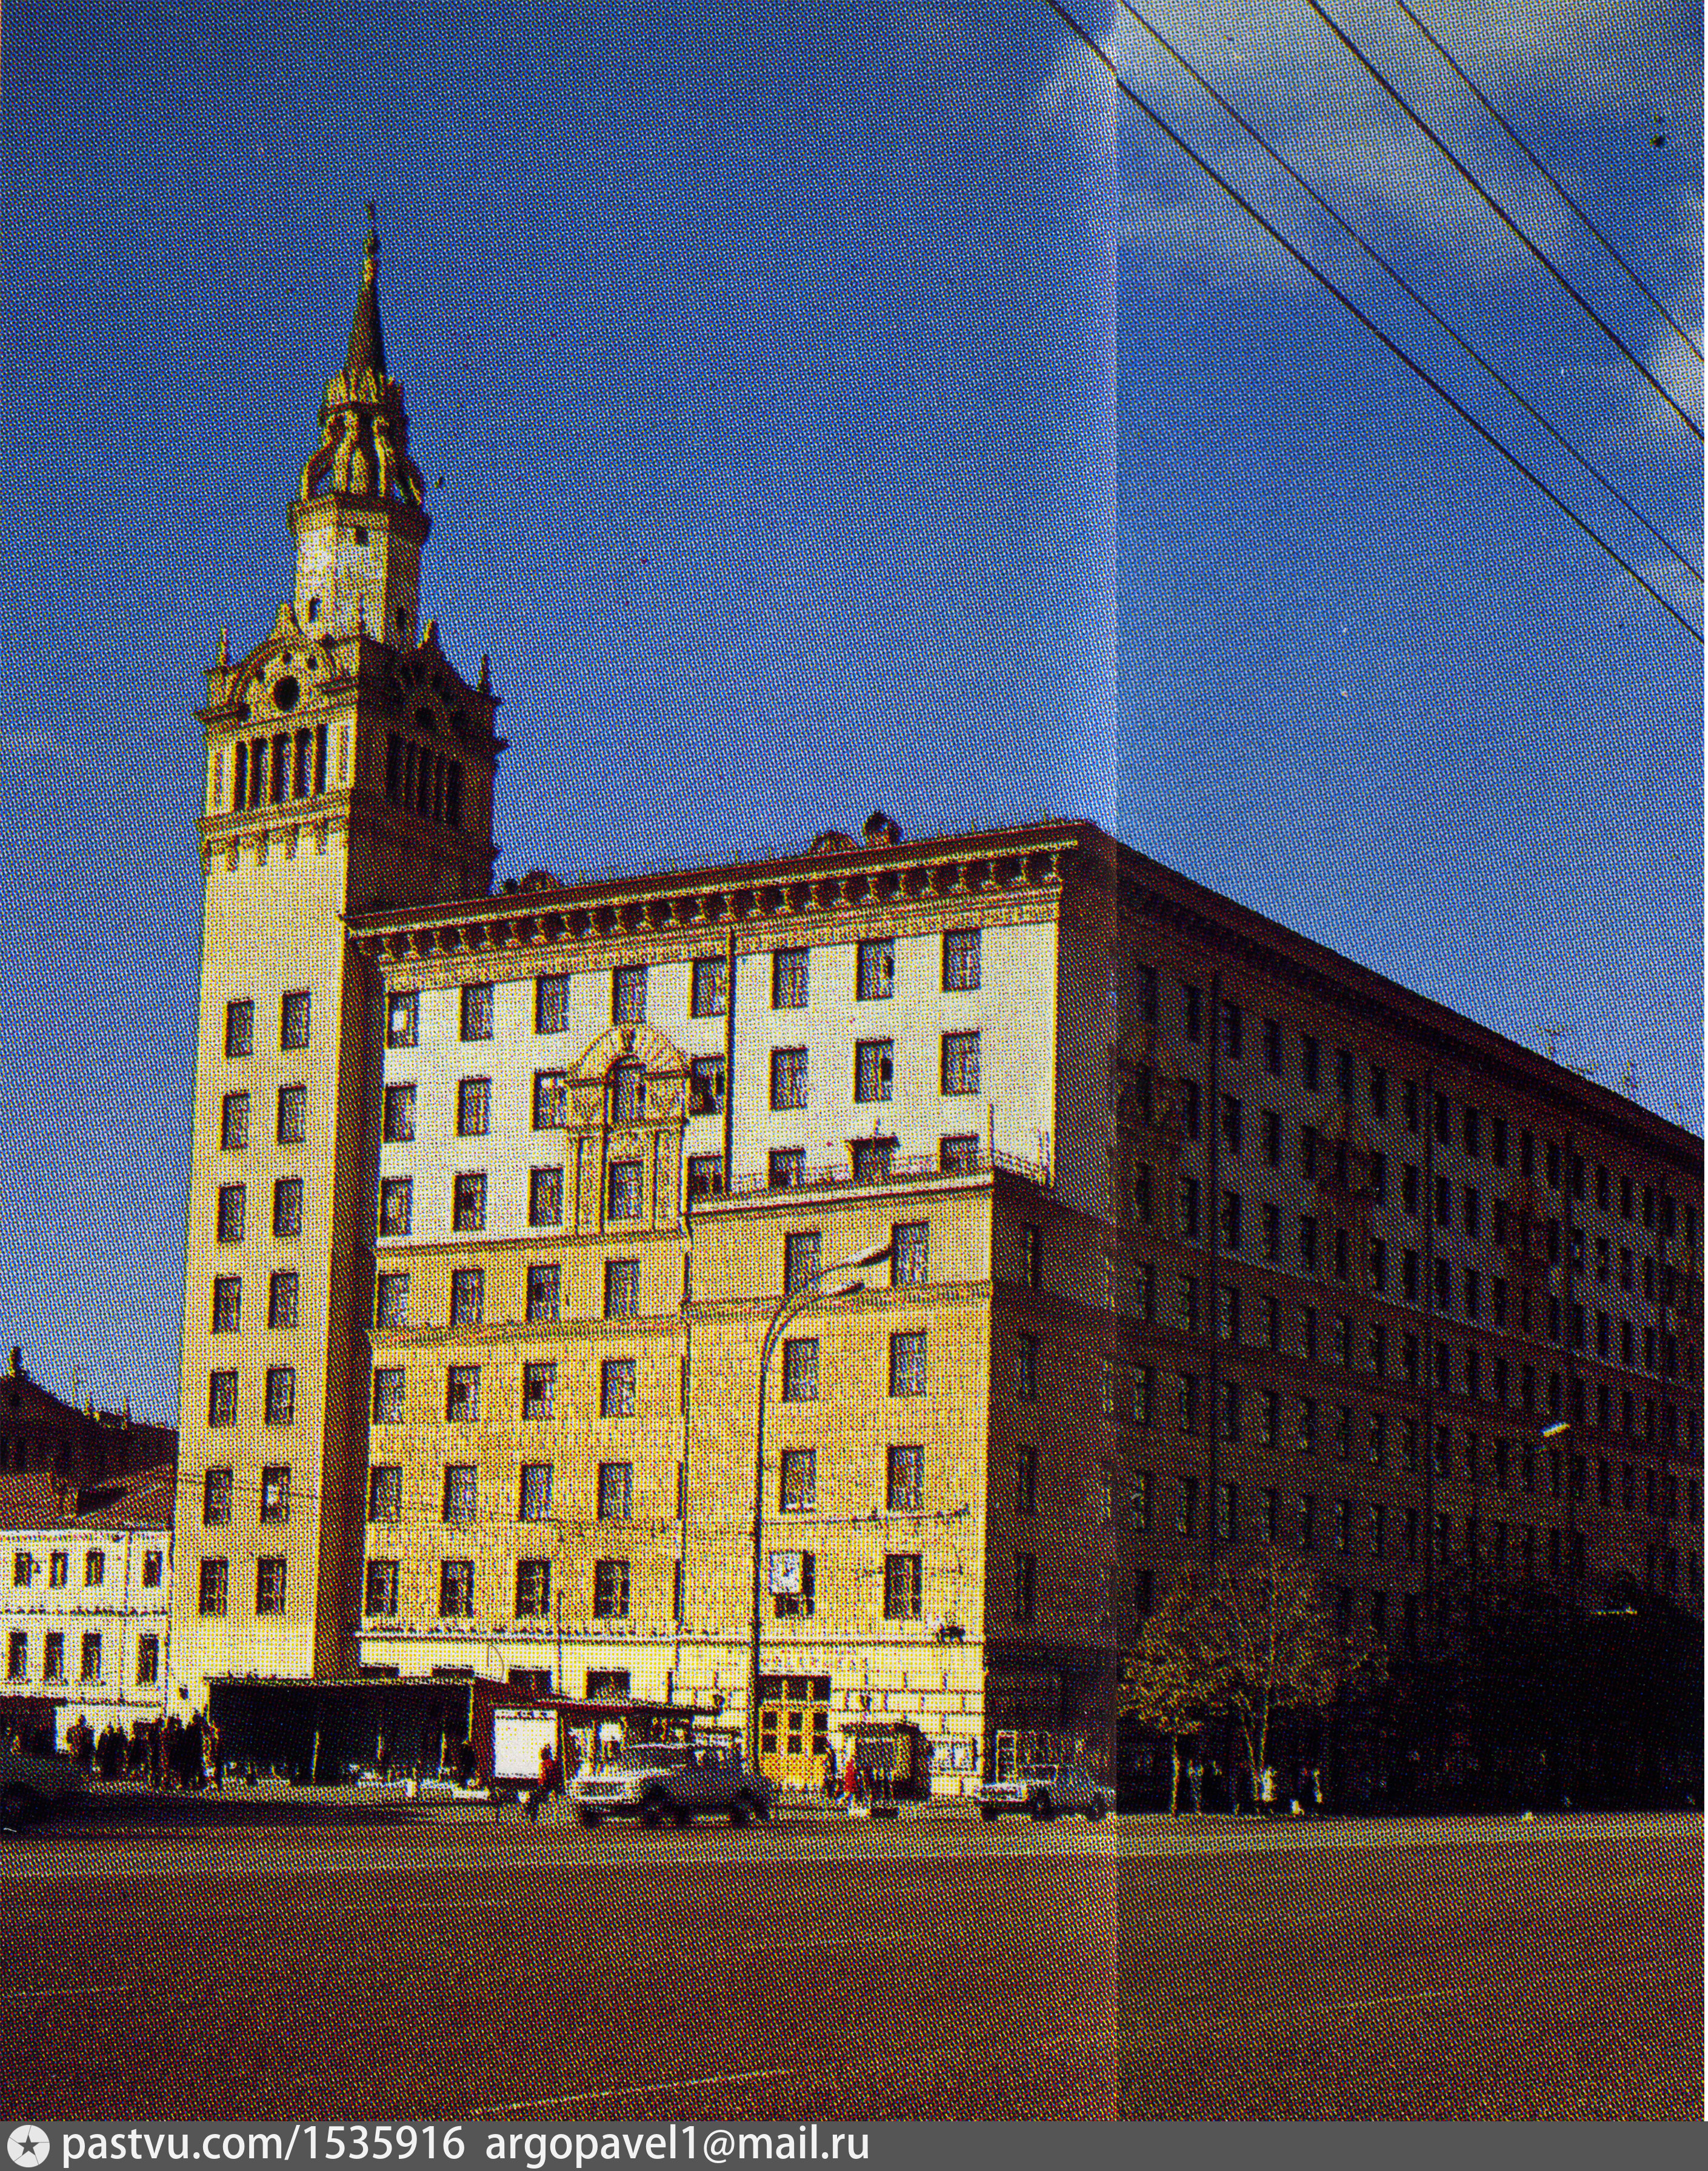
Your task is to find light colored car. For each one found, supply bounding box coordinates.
[1,1747,83,1831]
[975,1763,1112,1823]
[570,1741,773,1829]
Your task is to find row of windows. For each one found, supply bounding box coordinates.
[382,734,465,830]
[366,1224,932,1338]
[5,1629,159,1686]
[219,1087,308,1151]
[211,1273,297,1335]
[228,726,326,815]
[1131,981,1697,1242]
[224,993,310,1059]
[11,1546,162,1590]
[380,933,985,1053]
[1123,1270,1685,1390]
[215,1179,303,1245]
[357,1549,939,1624]
[195,1557,285,1616]
[367,1333,931,1428]
[207,1370,296,1429]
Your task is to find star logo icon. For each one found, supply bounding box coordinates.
[8,2130,50,2169]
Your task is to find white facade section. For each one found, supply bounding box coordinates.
[2,1525,174,1746]
[376,921,1061,1249]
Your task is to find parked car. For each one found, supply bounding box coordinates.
[570,1740,773,1829]
[975,1762,1112,1823]
[1,1747,83,1832]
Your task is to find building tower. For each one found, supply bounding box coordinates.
[172,218,502,1708]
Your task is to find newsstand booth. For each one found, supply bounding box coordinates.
[469,1679,724,1801]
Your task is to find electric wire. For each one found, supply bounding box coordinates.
[1046,0,1701,644]
[1298,0,1701,442]
[1390,0,1701,367]
[1119,1,1701,587]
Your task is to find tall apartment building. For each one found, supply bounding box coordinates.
[173,233,1702,1793]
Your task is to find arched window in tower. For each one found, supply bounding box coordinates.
[385,734,401,806]
[232,742,248,812]
[270,732,289,804]
[249,739,266,810]
[445,762,463,832]
[313,725,327,795]
[293,730,312,798]
[307,596,319,622]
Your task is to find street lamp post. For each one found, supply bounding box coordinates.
[744,1238,892,1776]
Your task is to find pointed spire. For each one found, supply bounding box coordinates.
[346,204,388,384]
[215,626,229,669]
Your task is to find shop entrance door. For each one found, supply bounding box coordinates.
[756,1674,830,1792]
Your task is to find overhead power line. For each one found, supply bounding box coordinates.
[1119,1,1701,587]
[1299,0,1701,443]
[1391,0,1702,368]
[1044,0,1701,644]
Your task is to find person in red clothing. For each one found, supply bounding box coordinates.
[527,1742,558,1823]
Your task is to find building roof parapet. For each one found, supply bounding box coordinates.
[707,1145,1053,1207]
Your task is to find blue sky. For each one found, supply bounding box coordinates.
[1,1,1699,1423]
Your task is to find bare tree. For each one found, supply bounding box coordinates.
[1208,1551,1386,1806]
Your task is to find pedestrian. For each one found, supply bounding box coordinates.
[842,1750,859,1808]
[207,1714,224,1790]
[1187,1755,1204,1815]
[1259,1764,1277,1816]
[527,1742,556,1823]
[1311,1766,1325,1818]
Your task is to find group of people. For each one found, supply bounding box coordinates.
[1184,1755,1324,1817]
[57,1711,224,1790]
[821,1750,892,1809]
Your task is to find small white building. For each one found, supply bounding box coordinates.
[1,1466,177,1749]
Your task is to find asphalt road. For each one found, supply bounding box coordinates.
[1,1803,1698,2120]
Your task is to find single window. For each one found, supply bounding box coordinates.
[780,1447,816,1512]
[515,1559,552,1618]
[854,1039,895,1103]
[518,1463,554,1521]
[220,1091,250,1151]
[887,1444,924,1513]
[459,981,494,1041]
[883,1553,922,1620]
[372,1369,405,1424]
[889,1330,927,1396]
[535,975,569,1035]
[379,1177,413,1238]
[381,1083,415,1143]
[598,1461,633,1521]
[255,1558,287,1615]
[212,1275,242,1335]
[225,998,255,1059]
[691,956,729,1018]
[439,1560,475,1618]
[784,1230,822,1295]
[445,1367,480,1424]
[533,1071,569,1130]
[892,1221,929,1286]
[376,1270,410,1329]
[522,1362,555,1419]
[690,1056,726,1115]
[601,1358,636,1418]
[941,1031,980,1096]
[772,948,810,1009]
[267,1270,298,1329]
[771,1047,809,1110]
[607,1160,643,1220]
[273,1176,304,1240]
[857,938,895,1001]
[612,964,648,1025]
[385,991,418,1049]
[453,1170,487,1233]
[781,1337,819,1401]
[526,1262,561,1322]
[217,1184,246,1245]
[593,1558,631,1618]
[450,1267,485,1326]
[365,1561,399,1616]
[264,1369,295,1427]
[442,1464,478,1522]
[529,1166,564,1227]
[368,1464,402,1521]
[943,927,981,992]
